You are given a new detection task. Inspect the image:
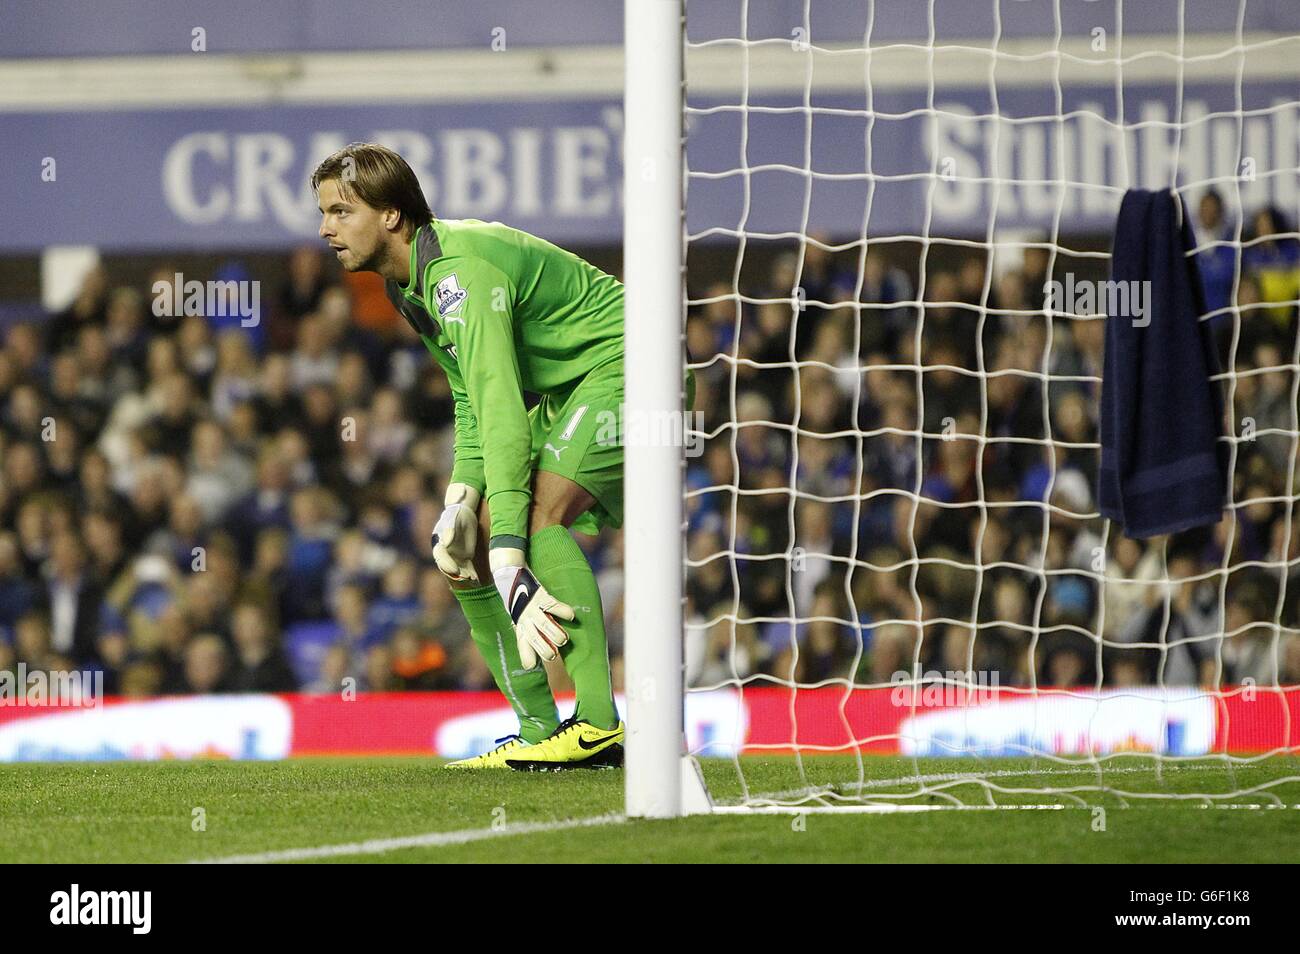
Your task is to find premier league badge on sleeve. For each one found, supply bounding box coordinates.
[435,273,468,324]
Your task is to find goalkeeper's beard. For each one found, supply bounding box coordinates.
[349,240,398,277]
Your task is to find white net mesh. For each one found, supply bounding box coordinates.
[681,0,1300,811]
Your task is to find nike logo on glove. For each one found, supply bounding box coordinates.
[511,580,531,618]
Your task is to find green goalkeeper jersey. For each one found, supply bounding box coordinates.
[384,218,624,550]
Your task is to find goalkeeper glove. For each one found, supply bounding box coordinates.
[431,482,482,584]
[490,546,574,669]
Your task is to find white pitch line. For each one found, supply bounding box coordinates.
[190,765,1300,860]
[190,813,625,864]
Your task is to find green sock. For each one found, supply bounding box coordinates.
[528,525,619,730]
[453,583,559,744]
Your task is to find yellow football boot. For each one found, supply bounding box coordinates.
[444,734,534,769]
[504,716,625,772]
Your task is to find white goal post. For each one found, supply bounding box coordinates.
[624,0,1300,819]
[623,0,691,818]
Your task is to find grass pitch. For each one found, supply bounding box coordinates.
[1,755,1297,863]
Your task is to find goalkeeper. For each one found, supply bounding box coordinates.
[313,142,671,771]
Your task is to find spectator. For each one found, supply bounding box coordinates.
[272,245,333,349]
[210,329,260,422]
[3,384,46,443]
[182,633,228,694]
[368,387,415,465]
[284,486,340,621]
[225,601,297,693]
[105,287,151,378]
[153,603,193,694]
[389,625,450,690]
[325,582,384,653]
[4,322,48,385]
[413,566,471,653]
[36,531,104,666]
[1194,187,1236,323]
[252,354,304,434]
[1243,205,1300,327]
[46,265,108,355]
[364,643,394,691]
[14,498,52,581]
[49,351,107,439]
[223,447,294,564]
[335,351,373,413]
[687,605,766,688]
[181,570,231,643]
[142,372,201,458]
[0,532,39,635]
[1115,554,1220,686]
[1,443,45,527]
[306,642,356,695]
[94,607,130,695]
[291,314,341,391]
[119,658,164,697]
[367,558,421,644]
[186,419,254,523]
[76,324,137,408]
[82,509,129,590]
[177,314,217,387]
[13,611,74,675]
[43,416,83,497]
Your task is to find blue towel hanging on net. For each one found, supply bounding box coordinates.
[1097,188,1229,538]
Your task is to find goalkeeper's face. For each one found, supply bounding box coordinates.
[316,178,392,273]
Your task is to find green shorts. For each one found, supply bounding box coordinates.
[528,358,623,536]
[528,361,696,537]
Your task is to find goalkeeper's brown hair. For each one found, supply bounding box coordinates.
[310,142,432,238]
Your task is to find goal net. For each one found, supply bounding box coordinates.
[641,0,1300,814]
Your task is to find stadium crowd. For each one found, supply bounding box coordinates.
[0,198,1298,699]
[683,198,1300,691]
